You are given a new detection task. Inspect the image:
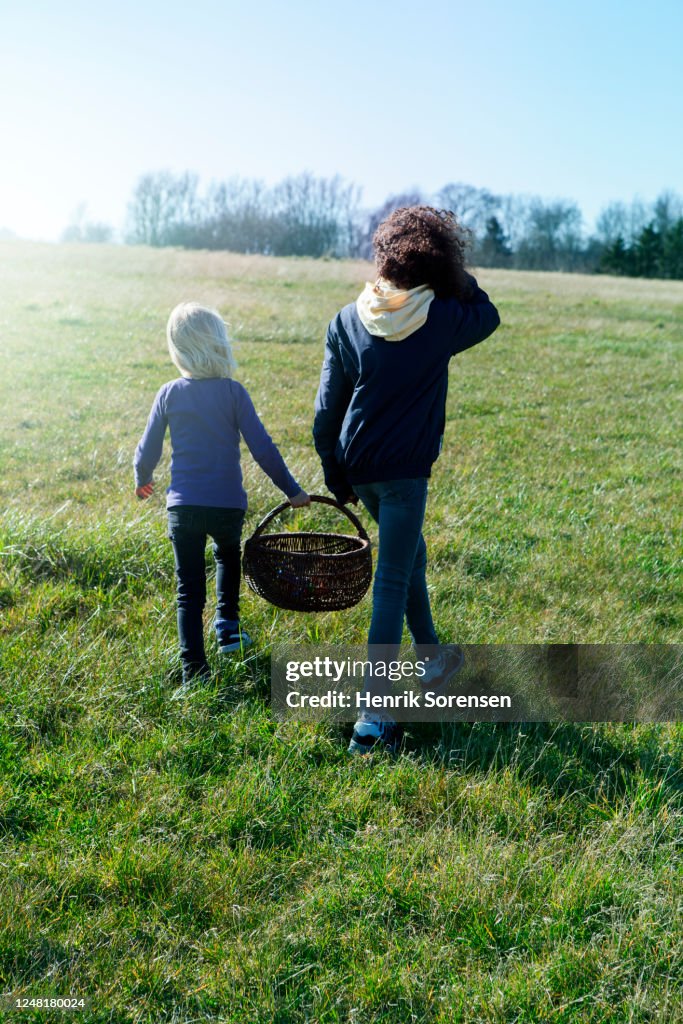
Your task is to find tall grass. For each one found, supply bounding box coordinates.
[0,242,681,1022]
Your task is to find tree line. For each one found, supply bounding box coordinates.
[63,173,683,280]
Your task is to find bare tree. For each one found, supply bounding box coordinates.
[652,190,683,234]
[269,173,361,257]
[124,170,360,256]
[61,203,113,243]
[496,194,533,253]
[515,198,584,271]
[126,171,200,246]
[595,198,650,247]
[437,182,499,237]
[204,177,271,252]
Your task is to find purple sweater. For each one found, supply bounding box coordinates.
[134,377,301,509]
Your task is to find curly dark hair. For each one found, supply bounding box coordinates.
[372,205,473,300]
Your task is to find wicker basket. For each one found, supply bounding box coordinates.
[243,495,372,611]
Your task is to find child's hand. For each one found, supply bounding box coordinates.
[289,489,311,508]
[135,482,154,500]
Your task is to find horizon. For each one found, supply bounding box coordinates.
[2,168,681,246]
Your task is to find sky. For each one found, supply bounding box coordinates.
[2,0,682,240]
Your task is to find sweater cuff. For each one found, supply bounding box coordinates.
[134,467,153,488]
[282,475,302,500]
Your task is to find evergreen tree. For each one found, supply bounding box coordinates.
[600,236,627,275]
[476,216,512,267]
[634,223,663,277]
[661,218,683,278]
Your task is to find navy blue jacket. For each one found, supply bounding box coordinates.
[313,277,500,500]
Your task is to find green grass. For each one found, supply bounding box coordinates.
[0,242,681,1022]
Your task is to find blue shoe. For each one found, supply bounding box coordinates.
[218,628,252,654]
[420,645,465,696]
[348,714,404,755]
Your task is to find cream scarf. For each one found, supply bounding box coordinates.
[356,278,435,341]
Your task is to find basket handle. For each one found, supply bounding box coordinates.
[249,494,370,542]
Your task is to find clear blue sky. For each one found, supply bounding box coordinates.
[2,0,682,240]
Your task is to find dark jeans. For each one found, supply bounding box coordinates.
[352,478,439,658]
[167,505,245,680]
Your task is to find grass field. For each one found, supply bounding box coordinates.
[0,241,681,1022]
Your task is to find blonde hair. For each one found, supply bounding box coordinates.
[166,302,236,379]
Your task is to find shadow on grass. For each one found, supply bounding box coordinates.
[227,645,683,811]
[405,719,683,810]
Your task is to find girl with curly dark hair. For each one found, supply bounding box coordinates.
[313,205,500,754]
[372,205,474,301]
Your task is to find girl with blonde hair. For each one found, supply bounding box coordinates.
[135,302,309,686]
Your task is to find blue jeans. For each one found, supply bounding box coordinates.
[352,479,439,654]
[167,505,245,680]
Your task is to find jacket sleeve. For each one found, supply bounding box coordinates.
[450,273,501,355]
[234,383,301,499]
[312,323,354,500]
[133,386,168,487]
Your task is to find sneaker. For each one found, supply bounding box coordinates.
[420,645,465,696]
[218,628,252,654]
[348,714,404,755]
